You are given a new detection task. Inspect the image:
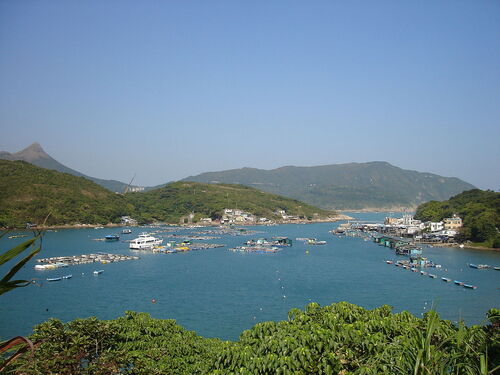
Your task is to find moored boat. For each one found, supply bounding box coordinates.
[46,277,62,282]
[429,274,437,278]
[62,274,72,279]
[468,263,478,269]
[385,260,393,264]
[454,280,464,286]
[93,270,104,275]
[441,277,451,282]
[463,284,477,289]
[105,235,120,241]
[122,229,132,234]
[129,233,163,250]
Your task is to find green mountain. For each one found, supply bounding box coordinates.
[0,160,332,228]
[127,181,333,224]
[414,189,500,248]
[0,160,133,228]
[0,143,141,193]
[183,162,476,210]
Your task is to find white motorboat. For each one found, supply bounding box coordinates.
[129,233,163,250]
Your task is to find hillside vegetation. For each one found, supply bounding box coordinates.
[0,143,140,192]
[6,302,499,374]
[0,161,332,228]
[415,189,500,248]
[0,160,132,228]
[183,162,475,210]
[127,181,333,224]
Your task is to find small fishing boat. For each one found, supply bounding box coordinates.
[93,270,104,275]
[8,234,28,239]
[441,277,451,282]
[105,235,120,241]
[46,277,62,282]
[62,274,72,279]
[428,274,437,278]
[454,280,464,286]
[463,284,477,289]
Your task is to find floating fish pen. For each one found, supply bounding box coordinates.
[229,246,281,253]
[35,253,139,269]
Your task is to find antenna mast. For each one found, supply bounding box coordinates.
[124,173,136,194]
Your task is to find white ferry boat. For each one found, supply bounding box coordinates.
[129,233,163,250]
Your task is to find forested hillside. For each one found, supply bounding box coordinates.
[127,181,333,224]
[415,189,500,248]
[184,162,475,210]
[0,160,132,227]
[0,161,332,228]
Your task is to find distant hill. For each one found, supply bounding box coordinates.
[125,181,334,224]
[0,160,132,227]
[0,143,142,193]
[0,161,333,227]
[183,162,476,210]
[414,189,500,248]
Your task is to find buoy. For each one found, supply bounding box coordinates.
[151,298,157,304]
[305,250,309,254]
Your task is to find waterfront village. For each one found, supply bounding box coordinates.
[335,214,464,244]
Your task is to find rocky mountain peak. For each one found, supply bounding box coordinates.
[13,142,51,162]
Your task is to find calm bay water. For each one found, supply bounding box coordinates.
[1,212,499,341]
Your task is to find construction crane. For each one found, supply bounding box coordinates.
[124,174,136,194]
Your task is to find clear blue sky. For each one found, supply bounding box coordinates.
[1,0,499,189]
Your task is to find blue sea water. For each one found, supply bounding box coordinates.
[1,213,499,341]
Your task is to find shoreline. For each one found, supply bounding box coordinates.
[1,214,354,231]
[430,242,499,252]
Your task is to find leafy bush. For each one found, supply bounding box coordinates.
[5,303,499,374]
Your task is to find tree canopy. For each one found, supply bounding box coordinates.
[414,189,500,248]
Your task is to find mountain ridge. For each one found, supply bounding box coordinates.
[183,162,476,210]
[0,143,140,193]
[0,159,334,228]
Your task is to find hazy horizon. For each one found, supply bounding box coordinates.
[1,1,499,189]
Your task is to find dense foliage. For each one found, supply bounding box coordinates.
[414,189,500,248]
[184,162,475,210]
[0,160,133,228]
[2,303,499,374]
[127,181,332,224]
[0,161,333,228]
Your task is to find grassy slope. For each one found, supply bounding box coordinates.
[0,161,333,227]
[127,181,334,224]
[0,160,133,227]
